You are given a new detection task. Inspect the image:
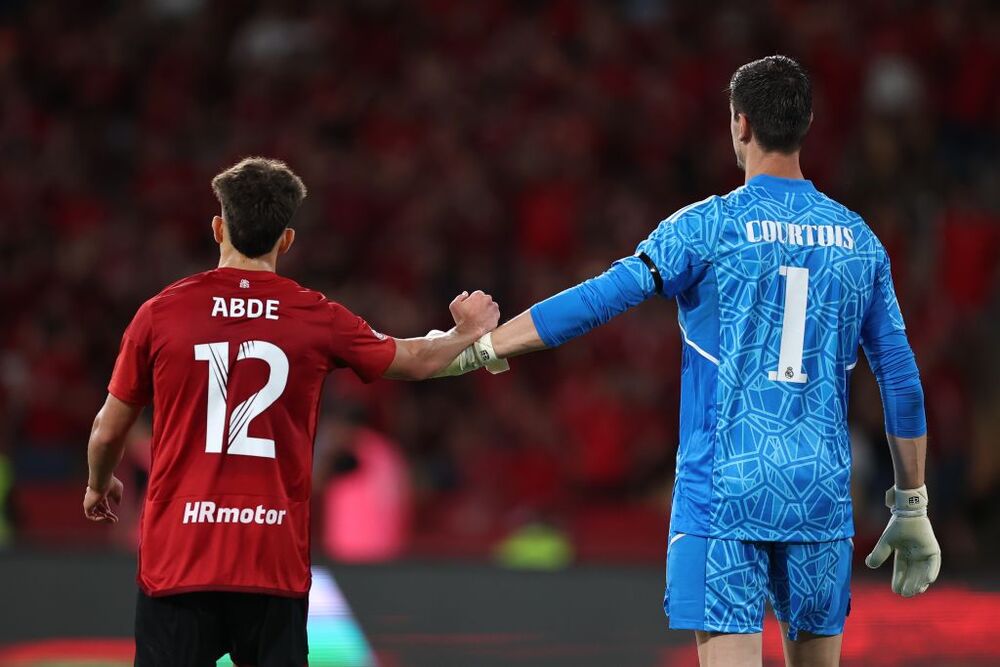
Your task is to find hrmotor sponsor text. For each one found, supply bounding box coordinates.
[182,501,287,525]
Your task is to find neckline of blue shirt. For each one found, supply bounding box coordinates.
[745,174,817,193]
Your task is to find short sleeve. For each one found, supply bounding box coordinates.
[328,302,397,383]
[861,248,906,341]
[108,300,154,406]
[635,196,722,298]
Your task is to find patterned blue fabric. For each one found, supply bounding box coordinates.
[637,174,908,542]
[768,539,854,639]
[665,531,852,637]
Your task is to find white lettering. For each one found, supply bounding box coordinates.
[817,225,834,247]
[788,223,804,246]
[181,500,287,525]
[217,507,240,523]
[198,502,216,523]
[802,224,816,245]
[762,220,777,242]
[775,221,787,243]
[743,220,854,251]
[210,297,281,320]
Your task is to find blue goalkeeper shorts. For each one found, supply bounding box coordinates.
[664,531,852,640]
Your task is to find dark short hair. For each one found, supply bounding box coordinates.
[728,55,812,153]
[211,157,307,258]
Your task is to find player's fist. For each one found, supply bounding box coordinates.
[450,290,500,339]
[83,475,124,523]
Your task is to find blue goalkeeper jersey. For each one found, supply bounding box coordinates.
[635,174,906,542]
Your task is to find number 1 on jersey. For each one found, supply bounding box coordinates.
[194,340,288,458]
[769,266,809,384]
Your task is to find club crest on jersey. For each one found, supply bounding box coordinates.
[239,278,250,289]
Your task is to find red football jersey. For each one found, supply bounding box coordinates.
[108,267,396,597]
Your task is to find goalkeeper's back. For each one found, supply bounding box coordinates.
[506,55,935,651]
[636,173,906,542]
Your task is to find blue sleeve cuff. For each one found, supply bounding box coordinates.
[529,303,559,348]
[882,383,926,438]
[529,256,654,348]
[863,329,927,438]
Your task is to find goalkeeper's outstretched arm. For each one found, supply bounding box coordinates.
[446,202,714,368]
[490,308,548,358]
[493,254,656,359]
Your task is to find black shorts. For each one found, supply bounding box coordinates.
[135,589,308,667]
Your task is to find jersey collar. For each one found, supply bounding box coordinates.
[214,267,281,282]
[746,174,817,193]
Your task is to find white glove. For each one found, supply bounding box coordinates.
[865,485,941,597]
[430,331,509,377]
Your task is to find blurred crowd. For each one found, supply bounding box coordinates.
[1,0,998,566]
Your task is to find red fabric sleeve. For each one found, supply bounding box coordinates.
[327,301,397,383]
[108,300,154,405]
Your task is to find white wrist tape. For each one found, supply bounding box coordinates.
[474,332,509,375]
[886,485,928,518]
[430,331,509,377]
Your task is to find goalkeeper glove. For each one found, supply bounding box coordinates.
[865,485,941,597]
[431,331,509,377]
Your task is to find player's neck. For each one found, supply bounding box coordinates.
[743,150,804,184]
[217,249,278,273]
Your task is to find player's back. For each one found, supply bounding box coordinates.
[666,175,895,542]
[109,267,395,596]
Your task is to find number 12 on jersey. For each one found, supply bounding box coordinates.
[769,266,809,384]
[194,340,288,458]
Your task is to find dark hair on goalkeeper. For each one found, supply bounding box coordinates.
[728,55,812,153]
[211,157,307,258]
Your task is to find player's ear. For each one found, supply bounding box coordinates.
[738,113,752,144]
[212,216,225,245]
[277,227,295,256]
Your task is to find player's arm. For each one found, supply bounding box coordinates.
[383,290,500,380]
[446,200,718,370]
[488,309,546,358]
[861,257,940,597]
[85,301,153,523]
[440,255,658,367]
[887,433,926,490]
[84,394,142,523]
[490,255,654,358]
